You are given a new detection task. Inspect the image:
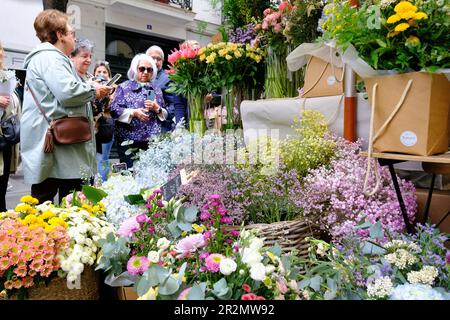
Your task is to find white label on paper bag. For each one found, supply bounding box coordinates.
[327,76,336,86]
[400,131,417,147]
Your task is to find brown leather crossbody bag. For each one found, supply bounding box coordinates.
[26,81,92,153]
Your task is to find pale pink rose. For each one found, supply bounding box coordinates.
[175,233,207,257]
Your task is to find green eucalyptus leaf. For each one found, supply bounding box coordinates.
[298,279,310,289]
[187,283,207,300]
[212,278,229,298]
[310,275,322,292]
[159,276,181,296]
[369,221,384,240]
[184,206,199,222]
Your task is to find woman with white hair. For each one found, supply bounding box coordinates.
[110,53,167,168]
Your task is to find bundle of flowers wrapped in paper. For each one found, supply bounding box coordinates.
[1,192,115,299]
[298,221,450,300]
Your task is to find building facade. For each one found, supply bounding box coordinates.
[0,0,222,78]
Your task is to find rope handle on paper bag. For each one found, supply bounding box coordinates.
[363,79,413,196]
[300,94,344,126]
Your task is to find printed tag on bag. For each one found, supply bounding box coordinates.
[327,75,336,86]
[400,131,418,147]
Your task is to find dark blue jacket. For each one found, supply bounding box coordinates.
[153,69,187,132]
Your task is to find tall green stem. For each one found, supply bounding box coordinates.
[187,93,206,135]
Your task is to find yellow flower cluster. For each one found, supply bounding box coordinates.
[19,211,67,232]
[387,1,428,36]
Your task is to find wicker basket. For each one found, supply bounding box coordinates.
[243,219,317,258]
[25,266,100,300]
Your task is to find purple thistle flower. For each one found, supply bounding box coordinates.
[157,200,164,208]
[147,226,155,234]
[136,213,148,224]
[147,195,155,202]
[153,189,162,195]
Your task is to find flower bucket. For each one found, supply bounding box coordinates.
[364,72,450,156]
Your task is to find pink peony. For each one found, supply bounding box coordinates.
[204,253,224,273]
[127,256,150,275]
[118,216,140,237]
[175,234,207,257]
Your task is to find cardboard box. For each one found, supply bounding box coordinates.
[117,287,138,300]
[415,188,450,234]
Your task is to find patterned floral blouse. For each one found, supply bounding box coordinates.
[110,80,165,142]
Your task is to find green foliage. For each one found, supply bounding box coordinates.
[167,205,199,238]
[81,185,108,204]
[285,0,324,47]
[223,0,271,30]
[95,232,131,276]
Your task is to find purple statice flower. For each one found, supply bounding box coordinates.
[220,216,232,224]
[447,252,450,265]
[380,263,393,277]
[298,137,416,242]
[228,23,257,44]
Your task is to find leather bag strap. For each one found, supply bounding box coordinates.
[25,80,52,126]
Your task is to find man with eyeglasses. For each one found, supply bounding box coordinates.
[146,45,183,132]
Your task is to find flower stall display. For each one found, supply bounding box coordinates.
[1,192,115,300]
[320,0,450,156]
[97,194,305,300]
[299,221,449,300]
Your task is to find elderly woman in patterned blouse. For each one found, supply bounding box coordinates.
[110,53,167,169]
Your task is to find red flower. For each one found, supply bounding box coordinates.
[242,284,252,293]
[241,293,258,300]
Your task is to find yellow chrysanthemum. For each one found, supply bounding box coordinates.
[48,217,67,228]
[22,214,37,225]
[225,54,232,60]
[394,2,417,14]
[254,55,262,63]
[406,35,420,46]
[387,14,401,24]
[398,10,416,20]
[206,55,215,64]
[20,195,38,205]
[234,50,242,58]
[414,12,428,20]
[394,23,410,32]
[40,210,57,220]
[199,54,206,61]
[15,203,31,213]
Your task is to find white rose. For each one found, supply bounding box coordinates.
[249,238,265,251]
[157,237,171,250]
[250,263,266,281]
[81,255,89,264]
[147,251,160,264]
[92,235,100,242]
[87,257,94,265]
[241,248,262,267]
[219,258,237,276]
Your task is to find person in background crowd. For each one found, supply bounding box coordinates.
[70,41,115,183]
[92,61,115,182]
[0,41,21,211]
[110,53,167,169]
[21,9,111,204]
[145,45,179,132]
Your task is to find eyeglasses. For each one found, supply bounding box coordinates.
[138,66,153,73]
[66,29,76,37]
[151,56,163,61]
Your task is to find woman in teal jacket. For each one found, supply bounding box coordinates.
[21,9,111,204]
